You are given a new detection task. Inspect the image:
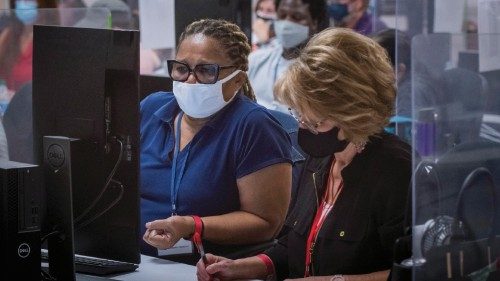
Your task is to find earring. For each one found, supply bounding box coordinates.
[354,141,367,153]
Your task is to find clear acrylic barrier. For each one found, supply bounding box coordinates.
[410,32,500,280]
[0,8,111,164]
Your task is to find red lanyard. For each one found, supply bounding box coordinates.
[304,173,343,277]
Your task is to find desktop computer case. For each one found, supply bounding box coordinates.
[0,160,41,281]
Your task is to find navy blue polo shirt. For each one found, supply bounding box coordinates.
[140,92,292,254]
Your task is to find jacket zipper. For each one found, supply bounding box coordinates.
[312,172,319,208]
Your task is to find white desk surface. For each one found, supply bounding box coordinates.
[110,254,197,281]
[74,254,260,281]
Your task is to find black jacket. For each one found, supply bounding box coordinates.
[265,132,412,280]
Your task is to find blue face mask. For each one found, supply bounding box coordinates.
[328,3,349,22]
[15,0,38,25]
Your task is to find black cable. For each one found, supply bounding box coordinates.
[41,230,60,244]
[74,137,124,225]
[456,167,496,241]
[75,179,124,231]
[41,268,56,281]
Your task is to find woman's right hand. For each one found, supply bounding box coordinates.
[196,254,239,281]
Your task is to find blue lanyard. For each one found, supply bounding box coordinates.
[170,112,187,216]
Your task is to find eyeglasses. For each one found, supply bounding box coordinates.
[288,108,324,135]
[166,60,236,84]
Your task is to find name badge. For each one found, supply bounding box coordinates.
[157,238,194,256]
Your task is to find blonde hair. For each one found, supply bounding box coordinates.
[179,19,255,101]
[274,28,396,143]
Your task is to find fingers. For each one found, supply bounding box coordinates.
[196,258,212,281]
[144,216,195,249]
[145,219,170,230]
[143,227,175,249]
[197,254,233,280]
[206,260,229,275]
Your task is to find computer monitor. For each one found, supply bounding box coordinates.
[32,25,140,280]
[174,0,252,45]
[139,74,172,101]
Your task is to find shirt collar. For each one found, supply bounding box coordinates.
[153,93,179,124]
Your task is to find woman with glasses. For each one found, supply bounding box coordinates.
[140,19,292,263]
[196,28,412,281]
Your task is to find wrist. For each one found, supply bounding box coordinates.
[234,256,272,280]
[177,215,196,239]
[255,254,274,280]
[186,215,204,244]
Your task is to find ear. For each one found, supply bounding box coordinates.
[222,71,246,101]
[310,19,318,35]
[233,71,246,89]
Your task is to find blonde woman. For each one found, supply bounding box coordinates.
[197,28,412,281]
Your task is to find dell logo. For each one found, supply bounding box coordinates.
[47,144,65,169]
[18,243,31,258]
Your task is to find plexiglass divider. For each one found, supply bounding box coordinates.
[386,0,500,279]
[0,8,111,164]
[407,30,500,281]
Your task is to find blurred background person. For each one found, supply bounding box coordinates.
[248,0,328,113]
[0,13,24,94]
[373,28,442,120]
[5,1,38,92]
[0,13,24,161]
[372,28,412,118]
[328,0,386,36]
[252,0,277,50]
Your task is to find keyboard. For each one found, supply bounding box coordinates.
[41,249,138,276]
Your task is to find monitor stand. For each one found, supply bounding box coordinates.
[44,136,83,281]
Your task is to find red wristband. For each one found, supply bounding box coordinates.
[191,215,203,244]
[256,254,275,277]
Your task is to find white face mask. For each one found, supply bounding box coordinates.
[273,20,309,49]
[173,70,241,118]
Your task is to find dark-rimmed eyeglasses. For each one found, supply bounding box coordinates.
[288,108,324,135]
[166,60,236,84]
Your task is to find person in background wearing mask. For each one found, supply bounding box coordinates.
[248,0,328,113]
[252,0,277,50]
[4,0,37,92]
[328,0,386,36]
[196,28,412,281]
[141,19,293,264]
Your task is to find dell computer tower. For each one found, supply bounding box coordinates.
[0,160,40,281]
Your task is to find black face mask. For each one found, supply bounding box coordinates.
[298,127,349,157]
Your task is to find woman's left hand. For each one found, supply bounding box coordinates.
[143,216,194,249]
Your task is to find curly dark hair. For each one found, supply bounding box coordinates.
[178,18,255,101]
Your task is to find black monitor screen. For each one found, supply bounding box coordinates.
[32,24,140,276]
